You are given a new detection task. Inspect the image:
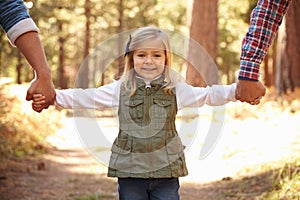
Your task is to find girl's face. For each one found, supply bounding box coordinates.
[133,39,166,81]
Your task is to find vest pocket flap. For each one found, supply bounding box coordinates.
[124,99,144,107]
[111,144,131,154]
[153,99,172,107]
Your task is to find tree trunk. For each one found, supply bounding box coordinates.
[285,0,300,89]
[115,0,124,80]
[186,0,219,86]
[0,44,2,75]
[16,51,22,84]
[78,0,91,88]
[58,21,67,89]
[271,36,278,86]
[275,0,300,94]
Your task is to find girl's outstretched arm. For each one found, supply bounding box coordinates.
[176,82,237,109]
[55,80,121,110]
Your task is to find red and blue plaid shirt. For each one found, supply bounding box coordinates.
[239,0,292,81]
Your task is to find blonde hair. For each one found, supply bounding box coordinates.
[121,26,177,96]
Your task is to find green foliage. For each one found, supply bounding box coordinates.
[217,0,252,83]
[256,162,300,200]
[242,0,259,23]
[0,83,64,159]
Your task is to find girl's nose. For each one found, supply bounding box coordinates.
[145,55,153,64]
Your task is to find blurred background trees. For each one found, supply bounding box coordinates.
[0,1,299,197]
[0,0,299,94]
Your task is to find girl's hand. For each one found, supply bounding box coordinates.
[32,94,46,110]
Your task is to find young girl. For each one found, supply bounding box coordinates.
[33,26,237,200]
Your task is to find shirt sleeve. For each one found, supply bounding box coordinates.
[239,0,291,81]
[175,82,236,110]
[0,0,39,46]
[7,18,39,46]
[55,81,120,110]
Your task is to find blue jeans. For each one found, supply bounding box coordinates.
[118,178,180,200]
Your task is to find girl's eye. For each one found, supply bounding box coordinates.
[137,54,145,57]
[154,54,162,57]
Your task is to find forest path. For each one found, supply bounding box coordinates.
[1,107,300,200]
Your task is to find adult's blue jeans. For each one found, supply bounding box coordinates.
[118,178,180,200]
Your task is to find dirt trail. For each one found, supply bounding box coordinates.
[0,146,274,200]
[0,148,118,200]
[1,114,299,200]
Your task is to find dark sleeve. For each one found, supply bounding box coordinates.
[0,0,31,32]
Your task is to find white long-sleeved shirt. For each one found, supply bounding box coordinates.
[56,80,236,111]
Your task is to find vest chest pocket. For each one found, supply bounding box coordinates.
[124,99,144,119]
[152,99,172,119]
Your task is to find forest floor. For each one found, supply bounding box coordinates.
[1,95,300,199]
[0,144,284,200]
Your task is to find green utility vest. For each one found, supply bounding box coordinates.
[108,76,188,178]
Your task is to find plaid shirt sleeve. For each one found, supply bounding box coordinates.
[238,0,292,81]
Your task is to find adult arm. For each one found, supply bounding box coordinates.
[0,0,55,112]
[14,31,56,109]
[236,0,291,103]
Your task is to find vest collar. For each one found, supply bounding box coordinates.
[136,75,165,88]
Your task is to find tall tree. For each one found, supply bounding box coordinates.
[57,19,67,89]
[16,51,23,84]
[186,0,219,86]
[116,0,124,80]
[275,0,300,94]
[80,0,91,88]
